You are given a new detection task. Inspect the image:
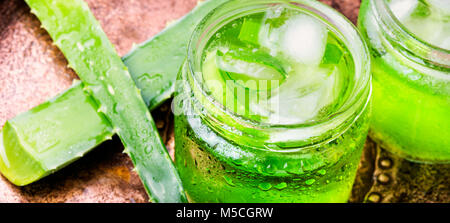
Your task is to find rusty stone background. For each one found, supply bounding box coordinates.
[0,0,448,203]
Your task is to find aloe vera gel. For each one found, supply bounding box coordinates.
[174,0,371,202]
[358,0,450,163]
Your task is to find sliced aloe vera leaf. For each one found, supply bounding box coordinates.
[0,0,228,189]
[25,0,186,203]
[202,49,284,119]
[216,49,286,91]
[0,84,113,186]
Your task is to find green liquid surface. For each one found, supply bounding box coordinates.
[199,5,355,125]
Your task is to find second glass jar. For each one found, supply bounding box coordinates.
[358,0,450,163]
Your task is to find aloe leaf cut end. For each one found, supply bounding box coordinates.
[24,0,187,202]
[0,84,114,186]
[0,124,46,186]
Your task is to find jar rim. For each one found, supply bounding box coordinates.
[372,0,450,69]
[185,0,371,148]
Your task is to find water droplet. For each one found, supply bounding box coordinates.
[137,73,163,86]
[266,164,276,173]
[144,146,153,154]
[140,129,150,137]
[305,179,316,185]
[409,73,421,81]
[317,169,327,175]
[156,120,165,129]
[223,176,235,186]
[367,192,382,203]
[274,182,287,190]
[97,105,107,113]
[83,39,95,49]
[77,42,85,52]
[108,85,115,95]
[379,158,392,169]
[377,173,390,185]
[113,103,123,114]
[258,182,272,191]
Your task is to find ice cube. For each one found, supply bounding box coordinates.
[258,23,281,57]
[280,14,328,65]
[265,5,284,19]
[389,0,419,20]
[258,66,338,124]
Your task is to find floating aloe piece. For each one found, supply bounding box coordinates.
[238,17,263,46]
[321,43,344,65]
[216,49,286,91]
[22,0,187,203]
[0,0,227,189]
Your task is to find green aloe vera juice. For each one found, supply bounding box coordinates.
[174,0,371,202]
[359,0,450,163]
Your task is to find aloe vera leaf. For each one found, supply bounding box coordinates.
[0,0,228,188]
[123,0,229,110]
[24,0,186,203]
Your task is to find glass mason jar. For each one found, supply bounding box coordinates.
[173,0,371,203]
[358,0,450,163]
